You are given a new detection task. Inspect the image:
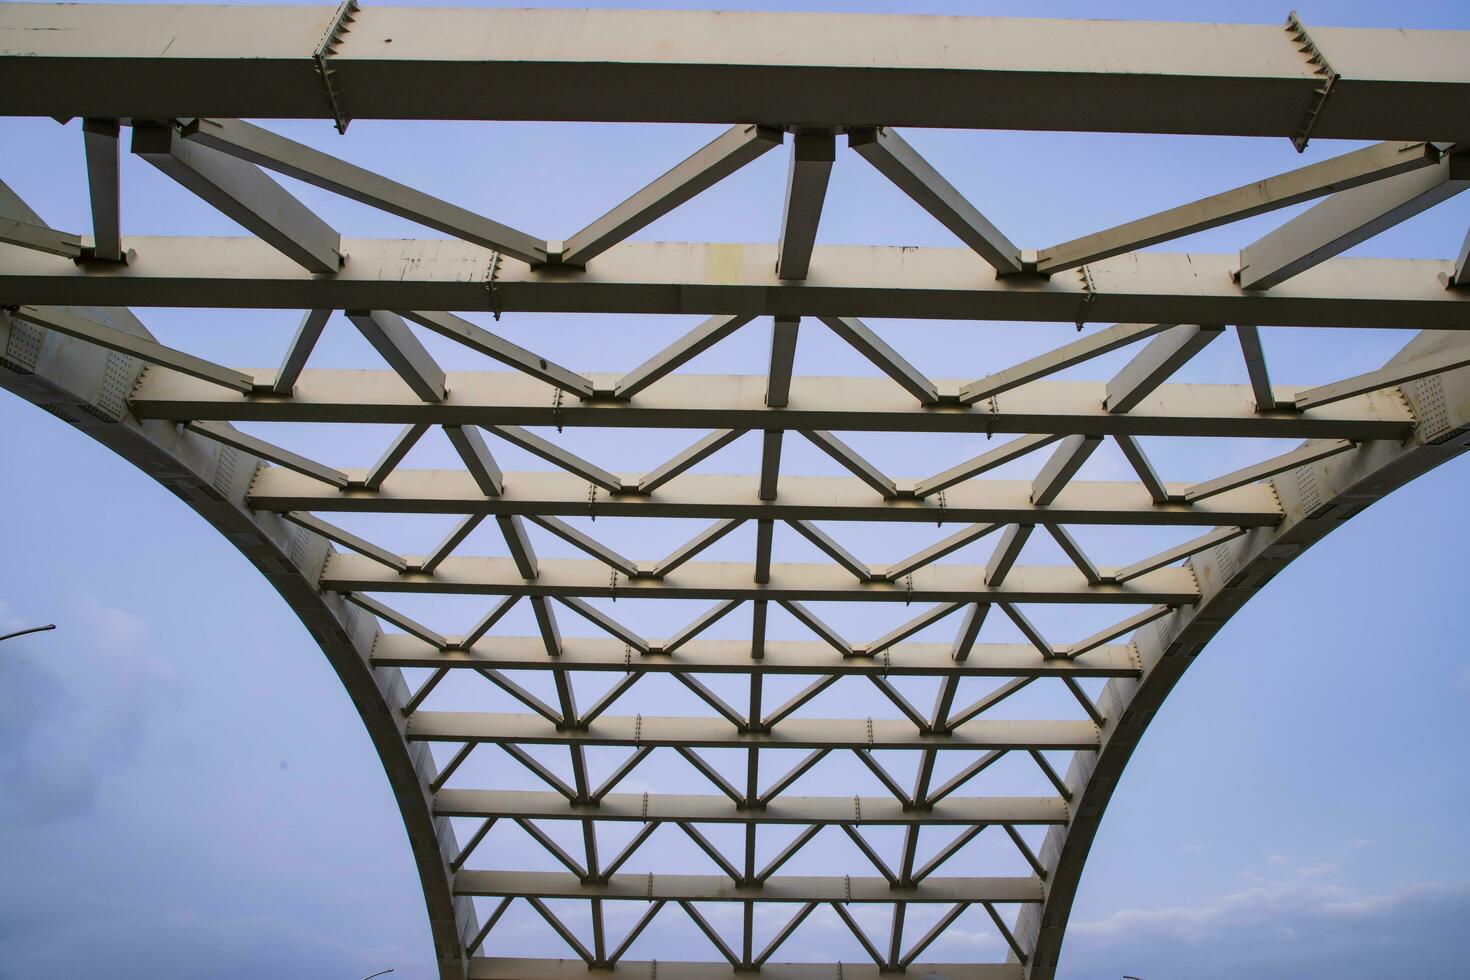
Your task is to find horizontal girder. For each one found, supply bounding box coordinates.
[255,469,1280,529]
[324,554,1198,604]
[470,961,1021,980]
[3,239,1468,329]
[132,370,1413,441]
[8,9,1470,978]
[453,870,1044,903]
[435,790,1067,826]
[370,635,1141,677]
[406,712,1099,750]
[5,4,1470,140]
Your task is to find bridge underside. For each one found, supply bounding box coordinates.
[3,4,1470,978]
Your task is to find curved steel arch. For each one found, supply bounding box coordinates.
[1015,328,1470,979]
[0,301,480,975]
[4,6,1470,980]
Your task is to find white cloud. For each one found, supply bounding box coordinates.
[0,597,23,632]
[1064,857,1470,980]
[0,597,176,823]
[75,596,148,649]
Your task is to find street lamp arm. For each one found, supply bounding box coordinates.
[0,624,56,644]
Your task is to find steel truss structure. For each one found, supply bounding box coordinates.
[3,4,1470,979]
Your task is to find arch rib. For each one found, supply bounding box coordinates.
[0,268,480,980]
[1013,331,1470,977]
[6,8,1470,977]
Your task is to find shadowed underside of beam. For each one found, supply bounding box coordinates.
[6,7,1470,979]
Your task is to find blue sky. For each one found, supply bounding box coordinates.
[3,1,1470,978]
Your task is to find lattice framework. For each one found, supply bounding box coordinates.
[4,5,1470,980]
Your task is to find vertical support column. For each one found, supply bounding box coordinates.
[777,133,835,281]
[82,118,122,261]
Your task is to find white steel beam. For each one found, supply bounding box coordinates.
[525,515,638,578]
[680,899,739,964]
[455,594,517,648]
[11,6,1470,141]
[272,308,331,395]
[766,316,800,408]
[1061,605,1172,659]
[0,217,80,257]
[370,631,1134,678]
[660,598,742,654]
[557,597,648,652]
[983,902,1028,964]
[959,323,1173,405]
[998,604,1058,661]
[498,515,540,579]
[324,553,1198,604]
[346,309,446,402]
[10,240,1470,333]
[185,420,347,487]
[652,519,746,579]
[561,124,783,267]
[283,511,406,572]
[1293,344,1470,409]
[467,960,1021,980]
[777,134,834,281]
[1112,434,1170,504]
[1182,438,1356,502]
[1036,140,1443,274]
[950,603,990,664]
[81,118,122,261]
[984,525,1033,586]
[1105,325,1225,413]
[401,311,594,398]
[863,602,966,656]
[917,434,1058,499]
[180,117,549,265]
[486,425,624,493]
[1453,225,1470,287]
[409,711,1099,751]
[1238,153,1470,290]
[947,680,1032,732]
[443,424,505,497]
[849,127,1023,274]
[787,520,874,582]
[11,305,254,394]
[130,123,342,274]
[778,599,851,654]
[345,594,447,650]
[368,633,1144,678]
[758,431,783,501]
[1030,435,1102,506]
[817,316,939,405]
[362,423,430,491]
[798,431,898,499]
[1110,526,1247,585]
[832,901,887,965]
[456,870,1042,904]
[1045,525,1101,585]
[13,16,1470,978]
[130,371,1415,443]
[249,468,1282,529]
[614,314,754,400]
[1234,324,1281,412]
[639,429,746,494]
[396,671,458,723]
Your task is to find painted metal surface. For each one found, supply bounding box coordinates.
[2,5,1470,979]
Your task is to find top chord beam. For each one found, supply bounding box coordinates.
[5,5,1470,140]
